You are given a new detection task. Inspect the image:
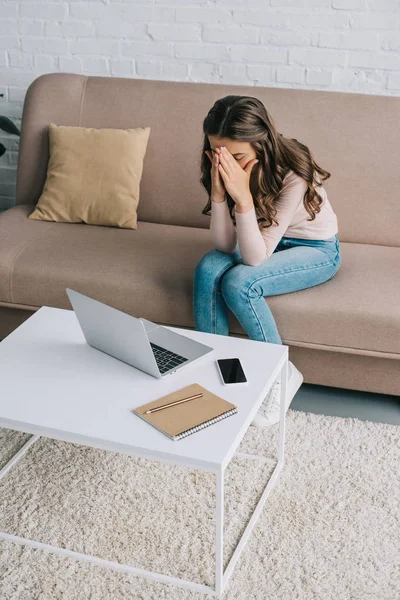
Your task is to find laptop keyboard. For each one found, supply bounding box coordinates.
[150,342,188,374]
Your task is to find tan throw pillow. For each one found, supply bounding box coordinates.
[28,123,151,229]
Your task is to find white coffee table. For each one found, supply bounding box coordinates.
[0,307,288,597]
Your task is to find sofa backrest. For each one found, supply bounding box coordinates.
[16,73,400,246]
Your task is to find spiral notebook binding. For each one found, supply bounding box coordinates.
[174,407,238,440]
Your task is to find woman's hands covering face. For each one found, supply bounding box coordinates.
[205,146,258,206]
[216,147,259,206]
[205,148,226,202]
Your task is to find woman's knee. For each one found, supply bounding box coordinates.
[194,248,234,279]
[220,264,254,301]
[221,263,271,303]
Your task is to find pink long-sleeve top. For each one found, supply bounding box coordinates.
[210,169,338,266]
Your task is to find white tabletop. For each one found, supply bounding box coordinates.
[0,307,287,472]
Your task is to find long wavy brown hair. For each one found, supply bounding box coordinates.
[200,95,330,229]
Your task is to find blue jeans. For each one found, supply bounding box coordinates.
[193,234,341,344]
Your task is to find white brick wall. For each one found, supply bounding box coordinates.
[0,0,399,210]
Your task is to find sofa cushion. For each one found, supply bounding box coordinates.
[28,123,151,229]
[0,205,399,357]
[264,245,400,357]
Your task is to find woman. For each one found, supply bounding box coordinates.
[193,95,341,427]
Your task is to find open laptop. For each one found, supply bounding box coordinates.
[66,288,214,379]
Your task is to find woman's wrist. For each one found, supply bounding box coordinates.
[235,194,254,213]
[211,195,226,203]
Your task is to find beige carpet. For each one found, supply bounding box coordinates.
[0,410,398,600]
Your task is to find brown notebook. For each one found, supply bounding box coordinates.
[133,382,238,441]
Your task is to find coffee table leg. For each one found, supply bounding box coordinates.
[0,435,40,481]
[215,468,224,596]
[278,356,288,466]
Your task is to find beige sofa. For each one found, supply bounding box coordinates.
[0,73,399,396]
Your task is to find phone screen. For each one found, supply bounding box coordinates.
[217,358,247,384]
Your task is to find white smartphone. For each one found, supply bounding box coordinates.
[216,358,248,386]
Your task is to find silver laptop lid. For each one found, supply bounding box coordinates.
[66,288,161,378]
